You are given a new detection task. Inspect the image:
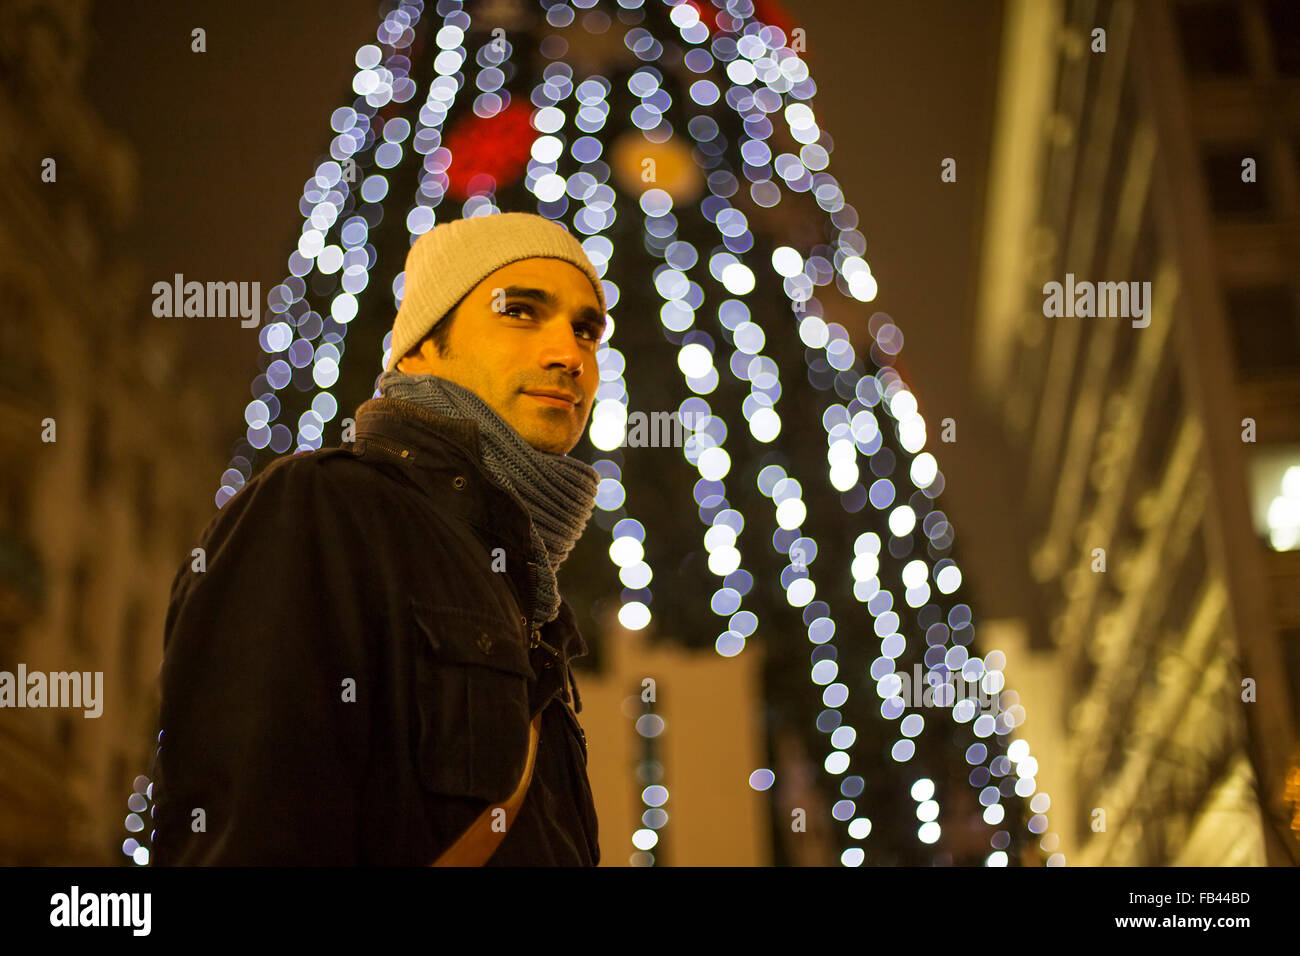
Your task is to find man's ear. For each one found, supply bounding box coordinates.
[395,342,425,373]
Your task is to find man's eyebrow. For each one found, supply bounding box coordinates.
[501,285,606,332]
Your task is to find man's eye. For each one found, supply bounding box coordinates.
[504,304,534,318]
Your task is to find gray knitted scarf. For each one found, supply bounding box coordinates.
[376,368,599,628]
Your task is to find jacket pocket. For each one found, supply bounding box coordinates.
[410,600,536,804]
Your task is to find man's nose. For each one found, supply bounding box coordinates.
[539,320,586,374]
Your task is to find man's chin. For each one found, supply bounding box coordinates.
[514,422,571,455]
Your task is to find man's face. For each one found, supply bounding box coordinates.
[397,257,605,455]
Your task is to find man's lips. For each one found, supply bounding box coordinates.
[524,390,578,409]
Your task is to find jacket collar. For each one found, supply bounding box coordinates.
[354,396,519,534]
[351,396,588,663]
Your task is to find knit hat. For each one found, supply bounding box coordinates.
[386,212,606,372]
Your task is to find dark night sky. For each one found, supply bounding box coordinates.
[82,0,1039,627]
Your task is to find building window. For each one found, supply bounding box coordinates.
[1200,143,1272,222]
[1224,285,1300,379]
[1247,444,1300,550]
[1172,1,1248,77]
[1264,0,1300,76]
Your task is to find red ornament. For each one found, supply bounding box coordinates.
[752,0,798,41]
[687,0,797,41]
[443,99,535,201]
[686,0,721,33]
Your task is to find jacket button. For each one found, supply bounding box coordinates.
[476,633,494,655]
[452,476,466,490]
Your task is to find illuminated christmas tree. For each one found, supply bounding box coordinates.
[153,0,1056,867]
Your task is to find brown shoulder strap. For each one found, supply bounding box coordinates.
[430,709,544,866]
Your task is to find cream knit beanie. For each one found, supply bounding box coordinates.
[386,212,606,372]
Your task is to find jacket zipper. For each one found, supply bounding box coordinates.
[363,435,414,461]
[525,558,537,630]
[522,560,584,752]
[528,625,562,661]
[527,624,585,752]
[557,691,588,761]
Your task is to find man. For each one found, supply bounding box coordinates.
[153,212,605,865]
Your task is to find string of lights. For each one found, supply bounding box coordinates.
[668,0,1061,863]
[121,759,156,865]
[212,3,426,508]
[662,9,892,863]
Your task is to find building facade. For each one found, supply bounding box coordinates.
[578,604,771,866]
[0,0,222,864]
[974,0,1300,865]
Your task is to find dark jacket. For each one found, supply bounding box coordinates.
[152,396,600,865]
